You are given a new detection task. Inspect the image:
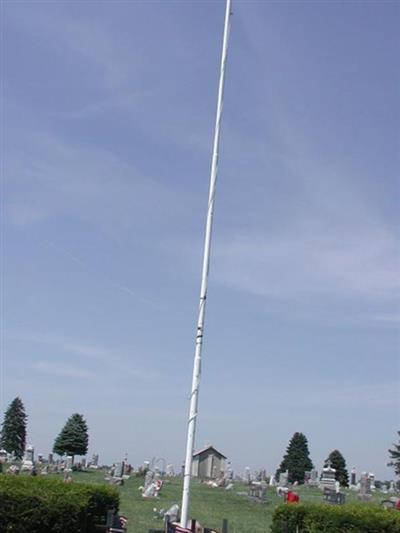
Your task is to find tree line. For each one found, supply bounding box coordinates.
[0,397,88,462]
[275,432,350,485]
[1,397,400,482]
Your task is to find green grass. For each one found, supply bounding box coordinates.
[63,470,387,533]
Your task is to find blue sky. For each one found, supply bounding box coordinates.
[2,0,399,479]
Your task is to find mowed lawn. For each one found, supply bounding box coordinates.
[67,470,387,533]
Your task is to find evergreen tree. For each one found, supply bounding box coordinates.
[325,449,349,487]
[388,431,400,476]
[0,397,27,460]
[276,432,313,483]
[53,413,89,460]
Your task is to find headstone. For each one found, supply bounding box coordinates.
[37,454,43,464]
[0,449,7,463]
[21,445,34,471]
[114,462,124,478]
[90,453,99,469]
[226,462,234,480]
[123,462,132,476]
[7,452,16,463]
[320,463,336,492]
[166,463,175,477]
[25,445,34,463]
[248,481,267,503]
[269,475,276,487]
[358,472,372,501]
[216,469,228,487]
[323,489,346,505]
[48,453,54,465]
[65,456,73,471]
[8,464,20,474]
[243,467,251,484]
[81,457,86,469]
[350,467,356,486]
[278,470,289,488]
[106,510,127,532]
[144,469,154,492]
[389,481,396,493]
[164,504,180,523]
[369,473,376,491]
[142,470,163,498]
[309,469,319,487]
[106,462,125,486]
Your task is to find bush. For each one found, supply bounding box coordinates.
[0,475,119,533]
[271,503,400,533]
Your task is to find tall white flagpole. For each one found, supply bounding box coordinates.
[180,0,232,528]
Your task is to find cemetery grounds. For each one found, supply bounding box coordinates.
[66,470,386,532]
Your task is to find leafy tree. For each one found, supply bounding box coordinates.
[53,413,88,461]
[0,397,27,460]
[388,431,400,476]
[325,449,349,487]
[276,432,314,483]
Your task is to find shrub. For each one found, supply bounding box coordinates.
[271,503,400,533]
[0,475,119,533]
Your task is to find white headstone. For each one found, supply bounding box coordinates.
[320,464,336,491]
[66,456,73,471]
[369,473,376,491]
[310,469,319,486]
[21,445,34,471]
[166,463,175,477]
[89,453,99,469]
[25,445,34,463]
[114,462,123,478]
[358,472,372,500]
[144,470,154,491]
[278,470,289,488]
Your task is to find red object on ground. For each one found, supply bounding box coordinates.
[287,491,300,503]
[396,499,400,510]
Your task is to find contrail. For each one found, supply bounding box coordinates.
[45,239,159,309]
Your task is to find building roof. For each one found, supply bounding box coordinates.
[192,445,227,460]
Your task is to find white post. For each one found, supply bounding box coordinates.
[180,0,232,528]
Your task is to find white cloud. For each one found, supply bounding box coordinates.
[6,331,160,384]
[5,132,183,237]
[33,361,95,380]
[64,343,109,360]
[6,3,139,93]
[213,222,399,301]
[206,107,400,310]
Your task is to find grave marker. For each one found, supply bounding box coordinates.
[358,472,372,501]
[278,470,289,488]
[320,463,336,492]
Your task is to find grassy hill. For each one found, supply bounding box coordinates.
[67,470,386,532]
